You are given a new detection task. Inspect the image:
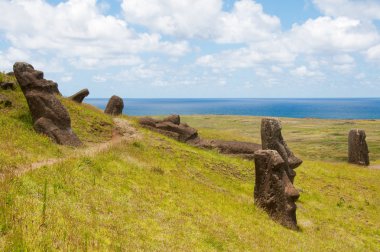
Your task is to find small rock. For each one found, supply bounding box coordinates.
[0,82,15,90]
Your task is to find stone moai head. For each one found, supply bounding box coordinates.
[254,150,300,230]
[348,129,369,166]
[261,117,302,183]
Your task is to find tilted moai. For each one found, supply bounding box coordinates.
[254,150,300,230]
[13,62,82,146]
[348,129,369,166]
[68,88,89,103]
[261,118,302,183]
[104,95,124,116]
[255,117,302,229]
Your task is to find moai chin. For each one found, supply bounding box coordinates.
[348,129,369,166]
[261,117,302,183]
[254,150,300,230]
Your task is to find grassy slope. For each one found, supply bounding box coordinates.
[180,115,380,163]
[0,73,113,173]
[0,73,379,250]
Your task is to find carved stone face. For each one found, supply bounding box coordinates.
[254,150,300,230]
[261,118,302,183]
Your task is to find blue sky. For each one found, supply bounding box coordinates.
[0,0,380,98]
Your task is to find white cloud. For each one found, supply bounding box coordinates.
[215,0,280,43]
[122,0,222,38]
[122,0,280,43]
[287,17,379,54]
[0,0,189,69]
[313,0,380,20]
[367,44,380,61]
[291,66,322,77]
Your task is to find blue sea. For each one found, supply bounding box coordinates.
[86,98,380,119]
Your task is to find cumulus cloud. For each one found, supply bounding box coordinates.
[122,0,280,43]
[366,44,380,61]
[287,17,379,53]
[0,0,189,69]
[313,0,380,20]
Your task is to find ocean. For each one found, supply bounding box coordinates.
[86,98,380,119]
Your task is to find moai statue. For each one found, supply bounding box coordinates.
[261,118,302,183]
[104,95,124,116]
[13,62,82,147]
[68,88,89,103]
[254,150,300,230]
[348,129,369,166]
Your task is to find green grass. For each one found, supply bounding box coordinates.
[0,72,113,172]
[0,129,379,250]
[180,115,380,163]
[0,73,379,250]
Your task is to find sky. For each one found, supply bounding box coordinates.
[0,0,380,98]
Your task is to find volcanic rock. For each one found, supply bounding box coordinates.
[139,115,199,142]
[348,129,369,166]
[13,62,82,146]
[68,88,89,103]
[163,114,180,125]
[104,95,124,116]
[0,82,15,90]
[254,149,300,230]
[261,117,302,183]
[197,139,261,159]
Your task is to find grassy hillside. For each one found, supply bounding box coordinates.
[0,73,113,173]
[180,115,380,163]
[0,72,379,250]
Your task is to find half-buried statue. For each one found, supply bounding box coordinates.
[13,62,82,147]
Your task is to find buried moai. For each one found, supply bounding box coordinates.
[348,129,369,166]
[68,88,89,103]
[256,117,302,229]
[104,95,124,116]
[13,62,82,146]
[261,118,302,183]
[254,150,300,230]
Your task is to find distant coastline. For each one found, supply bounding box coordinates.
[86,98,380,119]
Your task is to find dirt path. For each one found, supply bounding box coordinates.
[1,118,140,179]
[369,164,380,170]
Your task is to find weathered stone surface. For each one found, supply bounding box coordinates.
[197,139,261,159]
[13,62,82,146]
[348,129,369,166]
[68,88,89,103]
[0,94,12,108]
[261,117,302,183]
[139,116,199,142]
[163,114,180,125]
[254,150,300,230]
[0,82,15,90]
[104,95,124,116]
